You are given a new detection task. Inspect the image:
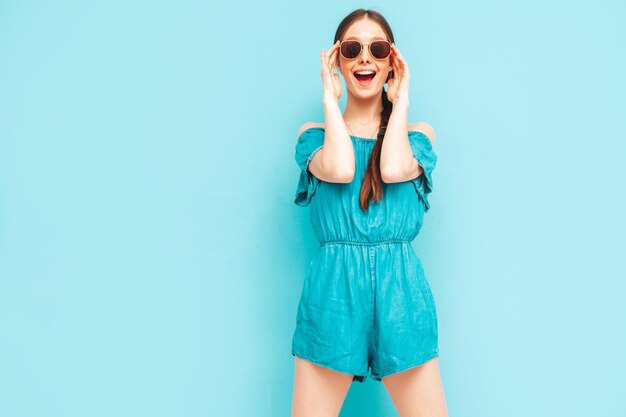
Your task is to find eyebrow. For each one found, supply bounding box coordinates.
[345,36,386,41]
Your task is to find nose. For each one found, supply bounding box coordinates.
[359,44,372,63]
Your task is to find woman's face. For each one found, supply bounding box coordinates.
[337,18,392,99]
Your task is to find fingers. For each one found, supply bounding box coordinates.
[320,49,327,75]
[391,44,408,75]
[328,48,337,70]
[321,50,333,85]
[321,48,331,73]
[321,41,340,71]
[392,44,401,64]
[391,44,400,69]
[328,40,340,68]
[392,44,408,70]
[321,41,342,96]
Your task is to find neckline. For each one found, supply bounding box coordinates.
[299,126,424,143]
[301,127,377,142]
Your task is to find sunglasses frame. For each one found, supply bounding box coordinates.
[339,40,392,61]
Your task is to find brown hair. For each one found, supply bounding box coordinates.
[333,9,396,212]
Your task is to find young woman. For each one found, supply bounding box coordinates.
[290,9,449,417]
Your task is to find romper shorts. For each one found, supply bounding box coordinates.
[291,240,439,383]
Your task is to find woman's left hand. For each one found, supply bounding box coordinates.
[386,43,410,105]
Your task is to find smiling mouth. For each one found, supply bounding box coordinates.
[353,72,376,86]
[354,73,376,81]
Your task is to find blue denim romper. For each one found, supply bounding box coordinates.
[291,127,440,383]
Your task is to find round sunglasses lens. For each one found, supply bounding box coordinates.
[342,41,361,59]
[371,41,390,59]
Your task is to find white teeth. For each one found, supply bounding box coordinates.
[355,71,375,75]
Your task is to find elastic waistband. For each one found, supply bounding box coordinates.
[320,238,411,246]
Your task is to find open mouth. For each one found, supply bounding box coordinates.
[353,71,376,86]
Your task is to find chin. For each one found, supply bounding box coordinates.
[350,85,383,98]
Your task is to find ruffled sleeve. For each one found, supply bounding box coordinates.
[408,130,438,212]
[294,128,325,207]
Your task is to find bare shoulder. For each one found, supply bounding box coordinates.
[297,122,326,139]
[408,121,436,145]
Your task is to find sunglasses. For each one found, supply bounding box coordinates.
[340,40,392,60]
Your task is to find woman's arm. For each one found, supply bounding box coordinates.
[306,97,356,183]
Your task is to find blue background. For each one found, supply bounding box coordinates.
[1,1,624,416]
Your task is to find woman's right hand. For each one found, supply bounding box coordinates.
[321,41,342,102]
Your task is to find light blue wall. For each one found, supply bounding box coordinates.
[1,1,624,416]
